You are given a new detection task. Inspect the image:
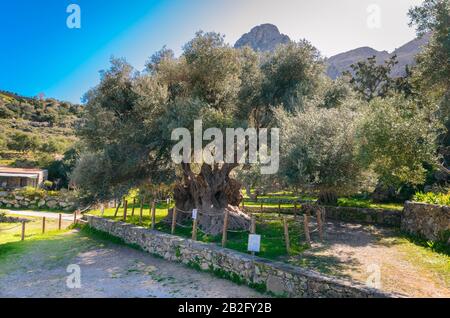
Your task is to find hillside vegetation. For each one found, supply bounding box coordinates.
[0,91,82,187]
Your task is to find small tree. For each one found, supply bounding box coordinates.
[345,55,398,102]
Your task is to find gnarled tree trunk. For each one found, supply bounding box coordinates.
[172,163,250,235]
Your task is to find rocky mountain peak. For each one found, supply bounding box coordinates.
[234,23,291,52]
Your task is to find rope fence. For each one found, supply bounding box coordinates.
[109,197,327,255]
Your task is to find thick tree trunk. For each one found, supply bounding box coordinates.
[317,190,338,206]
[172,163,250,235]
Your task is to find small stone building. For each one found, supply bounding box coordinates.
[0,167,48,189]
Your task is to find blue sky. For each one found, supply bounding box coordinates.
[0,0,423,103]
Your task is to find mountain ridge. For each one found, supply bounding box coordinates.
[234,23,430,79]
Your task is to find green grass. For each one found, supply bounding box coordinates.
[0,214,73,245]
[242,191,404,211]
[88,202,309,260]
[337,198,404,211]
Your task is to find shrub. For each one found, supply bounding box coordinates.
[413,192,450,206]
[17,186,46,199]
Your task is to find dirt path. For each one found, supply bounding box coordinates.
[0,230,264,298]
[293,221,450,297]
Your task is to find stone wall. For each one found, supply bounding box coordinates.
[323,206,402,227]
[0,190,77,211]
[244,205,402,227]
[402,201,450,243]
[85,215,399,298]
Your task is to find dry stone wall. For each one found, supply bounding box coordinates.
[85,215,399,298]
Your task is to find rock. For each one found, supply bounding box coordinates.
[235,24,290,52]
[46,200,58,209]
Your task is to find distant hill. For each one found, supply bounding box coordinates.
[0,90,82,168]
[234,23,291,52]
[235,24,430,79]
[326,33,431,79]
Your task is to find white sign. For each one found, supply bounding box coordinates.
[248,234,261,253]
[192,209,198,220]
[167,198,171,204]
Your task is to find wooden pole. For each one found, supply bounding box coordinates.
[317,208,324,242]
[113,199,122,217]
[73,211,77,224]
[171,208,177,234]
[250,214,256,234]
[283,217,290,253]
[250,214,256,255]
[278,202,281,216]
[260,203,263,213]
[58,214,62,230]
[139,199,144,225]
[21,221,25,241]
[151,200,156,230]
[303,213,311,247]
[42,217,46,234]
[221,210,229,248]
[192,218,198,241]
[123,200,128,222]
[101,204,105,217]
[131,198,136,217]
[294,203,298,218]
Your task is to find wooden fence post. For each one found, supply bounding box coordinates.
[171,208,177,234]
[123,200,128,222]
[151,200,156,230]
[260,203,263,214]
[113,199,122,217]
[294,203,298,218]
[131,198,136,217]
[283,217,290,253]
[139,199,144,225]
[73,211,77,224]
[303,213,311,247]
[192,218,198,241]
[58,214,62,230]
[250,214,256,234]
[250,213,256,255]
[21,221,25,241]
[278,202,281,216]
[317,208,324,242]
[42,217,46,234]
[221,210,229,248]
[101,204,105,217]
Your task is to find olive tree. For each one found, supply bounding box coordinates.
[276,105,364,205]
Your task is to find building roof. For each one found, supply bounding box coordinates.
[0,167,47,178]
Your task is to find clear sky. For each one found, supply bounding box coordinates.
[0,0,424,103]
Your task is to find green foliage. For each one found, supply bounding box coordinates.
[17,186,46,199]
[357,95,438,188]
[7,132,40,153]
[413,191,450,206]
[345,55,398,102]
[260,40,324,113]
[276,105,363,195]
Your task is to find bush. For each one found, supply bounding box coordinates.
[17,186,46,199]
[413,192,450,206]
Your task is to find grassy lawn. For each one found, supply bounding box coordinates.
[0,214,73,246]
[89,202,309,260]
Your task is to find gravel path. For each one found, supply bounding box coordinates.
[0,230,264,298]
